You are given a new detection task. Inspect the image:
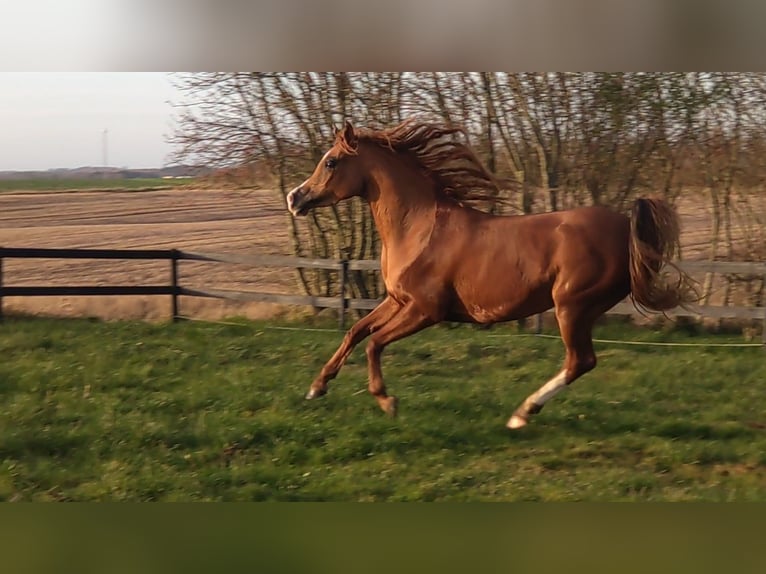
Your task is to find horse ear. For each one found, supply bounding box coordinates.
[342,120,357,147]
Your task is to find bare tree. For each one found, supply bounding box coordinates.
[170,72,766,312]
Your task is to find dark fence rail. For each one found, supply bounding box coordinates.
[0,247,182,321]
[0,247,381,327]
[0,247,764,343]
[0,247,178,260]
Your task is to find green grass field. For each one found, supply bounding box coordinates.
[0,178,193,192]
[0,316,764,501]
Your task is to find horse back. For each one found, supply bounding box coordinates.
[426,204,631,322]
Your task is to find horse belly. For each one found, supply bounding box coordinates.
[449,283,554,324]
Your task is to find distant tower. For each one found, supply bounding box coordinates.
[102,128,109,179]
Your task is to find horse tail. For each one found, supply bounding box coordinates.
[628,196,696,312]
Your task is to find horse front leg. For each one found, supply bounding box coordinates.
[305,296,400,400]
[364,303,435,416]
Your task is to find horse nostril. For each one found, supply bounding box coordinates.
[288,188,301,208]
[288,186,308,215]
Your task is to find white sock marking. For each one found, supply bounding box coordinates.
[527,370,568,408]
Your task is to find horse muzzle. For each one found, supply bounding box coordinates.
[287,187,313,217]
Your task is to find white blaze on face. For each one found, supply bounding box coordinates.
[287,178,310,216]
[287,148,333,216]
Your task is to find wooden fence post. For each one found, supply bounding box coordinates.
[339,259,349,330]
[171,249,180,322]
[762,309,766,351]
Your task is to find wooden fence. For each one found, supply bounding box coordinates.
[0,247,764,344]
[0,247,183,321]
[0,247,380,328]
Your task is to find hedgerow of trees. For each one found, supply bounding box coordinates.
[170,73,766,305]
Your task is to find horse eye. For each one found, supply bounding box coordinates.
[325,157,338,169]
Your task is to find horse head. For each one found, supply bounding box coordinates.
[287,121,366,216]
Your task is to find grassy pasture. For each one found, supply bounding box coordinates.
[0,178,193,193]
[0,316,764,501]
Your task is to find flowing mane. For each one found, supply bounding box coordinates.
[337,119,501,207]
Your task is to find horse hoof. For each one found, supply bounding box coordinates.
[305,388,326,400]
[506,415,528,430]
[381,396,398,418]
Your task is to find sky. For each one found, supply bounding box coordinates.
[0,73,180,171]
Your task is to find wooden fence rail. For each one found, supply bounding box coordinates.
[0,247,182,321]
[0,247,764,344]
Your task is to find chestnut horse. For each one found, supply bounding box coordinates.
[287,119,694,430]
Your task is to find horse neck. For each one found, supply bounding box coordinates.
[362,147,438,251]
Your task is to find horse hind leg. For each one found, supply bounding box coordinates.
[507,308,597,430]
